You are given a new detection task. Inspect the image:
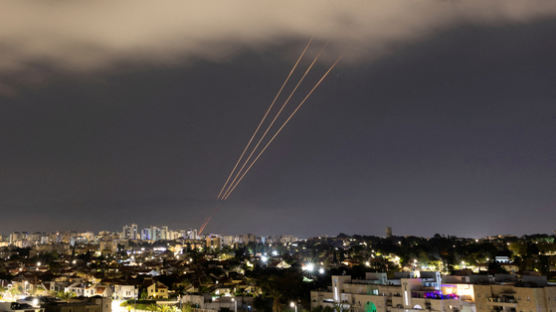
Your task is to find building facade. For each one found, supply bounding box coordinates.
[312,273,556,312]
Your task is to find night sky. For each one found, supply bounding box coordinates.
[1,2,556,237]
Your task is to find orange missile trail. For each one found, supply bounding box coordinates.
[199,216,212,235]
[216,39,313,200]
[222,57,342,200]
[221,48,325,200]
[202,40,312,234]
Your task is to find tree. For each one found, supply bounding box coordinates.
[140,290,149,300]
[181,304,193,312]
[147,305,179,312]
[487,262,508,274]
[253,268,310,312]
[9,286,22,297]
[332,302,349,312]
[56,291,76,301]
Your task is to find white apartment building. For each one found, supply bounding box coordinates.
[312,273,556,312]
[312,272,473,312]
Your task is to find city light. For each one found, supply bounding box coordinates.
[302,262,314,272]
[1,224,555,312]
[290,301,297,312]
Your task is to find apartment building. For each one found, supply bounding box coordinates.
[312,273,556,312]
[312,272,470,312]
[473,276,556,312]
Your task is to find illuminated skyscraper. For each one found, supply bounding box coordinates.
[122,224,138,240]
[386,226,392,238]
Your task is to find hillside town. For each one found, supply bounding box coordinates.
[1,225,556,312]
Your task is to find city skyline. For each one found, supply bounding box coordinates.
[2,223,556,240]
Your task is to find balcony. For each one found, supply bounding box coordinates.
[492,308,517,312]
[487,297,517,307]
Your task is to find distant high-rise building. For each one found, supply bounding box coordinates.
[186,229,198,240]
[141,227,152,241]
[240,233,257,244]
[122,224,138,240]
[386,226,392,238]
[9,232,29,247]
[206,234,222,249]
[160,226,169,240]
[279,234,298,244]
[221,235,234,246]
[151,226,161,241]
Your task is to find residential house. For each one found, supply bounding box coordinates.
[146,282,168,299]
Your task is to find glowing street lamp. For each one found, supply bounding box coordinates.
[231,298,237,312]
[290,302,297,312]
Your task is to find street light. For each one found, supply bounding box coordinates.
[231,298,237,312]
[290,301,297,312]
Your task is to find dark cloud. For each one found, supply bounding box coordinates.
[2,0,556,73]
[0,7,555,237]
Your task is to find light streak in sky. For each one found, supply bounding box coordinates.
[203,40,340,234]
[220,46,325,200]
[217,39,313,199]
[222,57,341,199]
